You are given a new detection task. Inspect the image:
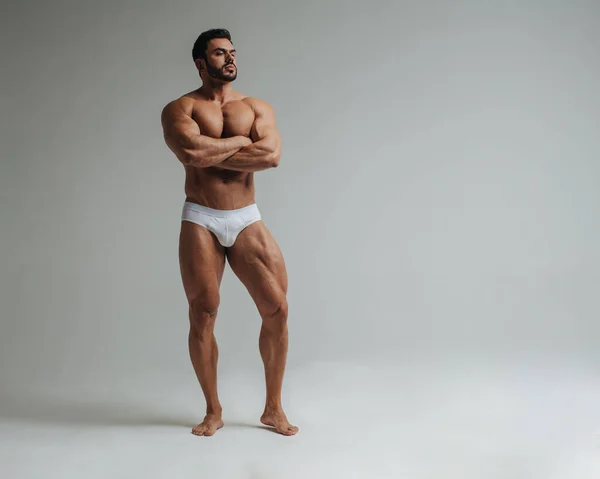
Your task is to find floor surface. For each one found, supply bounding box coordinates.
[1,355,599,478]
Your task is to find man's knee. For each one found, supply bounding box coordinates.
[262,297,288,330]
[189,294,220,333]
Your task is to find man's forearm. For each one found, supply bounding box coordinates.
[218,139,279,172]
[182,135,251,168]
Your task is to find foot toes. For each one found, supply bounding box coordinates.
[192,417,223,437]
[275,424,297,436]
[192,424,208,436]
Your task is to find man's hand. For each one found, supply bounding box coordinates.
[161,99,251,168]
[218,99,282,172]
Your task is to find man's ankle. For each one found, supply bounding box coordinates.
[206,406,223,416]
[264,402,283,413]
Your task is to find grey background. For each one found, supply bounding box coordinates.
[1,1,599,477]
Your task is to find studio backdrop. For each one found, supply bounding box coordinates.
[1,0,599,399]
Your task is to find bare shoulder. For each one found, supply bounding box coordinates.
[161,94,195,124]
[242,96,275,115]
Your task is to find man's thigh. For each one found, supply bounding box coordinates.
[179,221,226,304]
[226,221,288,314]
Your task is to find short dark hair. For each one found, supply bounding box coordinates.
[192,28,232,62]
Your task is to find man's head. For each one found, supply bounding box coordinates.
[192,29,237,83]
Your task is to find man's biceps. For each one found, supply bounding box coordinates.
[252,118,279,140]
[169,118,201,142]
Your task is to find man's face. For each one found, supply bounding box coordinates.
[202,38,237,82]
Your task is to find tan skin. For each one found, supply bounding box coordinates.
[160,37,298,436]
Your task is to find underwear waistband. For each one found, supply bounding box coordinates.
[183,201,259,218]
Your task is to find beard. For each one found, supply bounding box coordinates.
[206,61,237,82]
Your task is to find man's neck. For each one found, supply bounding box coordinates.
[198,82,234,103]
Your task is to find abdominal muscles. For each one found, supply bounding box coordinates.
[183,98,256,207]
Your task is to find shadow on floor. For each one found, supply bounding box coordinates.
[0,391,280,433]
[0,392,193,429]
[222,421,281,434]
[0,395,195,427]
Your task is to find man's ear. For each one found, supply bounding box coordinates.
[194,58,205,73]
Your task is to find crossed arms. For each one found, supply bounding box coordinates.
[161,98,281,172]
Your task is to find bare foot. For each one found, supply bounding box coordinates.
[261,409,299,436]
[191,414,224,437]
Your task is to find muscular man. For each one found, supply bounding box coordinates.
[160,29,298,437]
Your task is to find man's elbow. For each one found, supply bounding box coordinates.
[181,148,212,168]
[180,148,199,166]
[267,147,281,168]
[269,155,280,168]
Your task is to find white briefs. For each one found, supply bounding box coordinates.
[181,201,262,247]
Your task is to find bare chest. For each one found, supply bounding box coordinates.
[192,99,256,139]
